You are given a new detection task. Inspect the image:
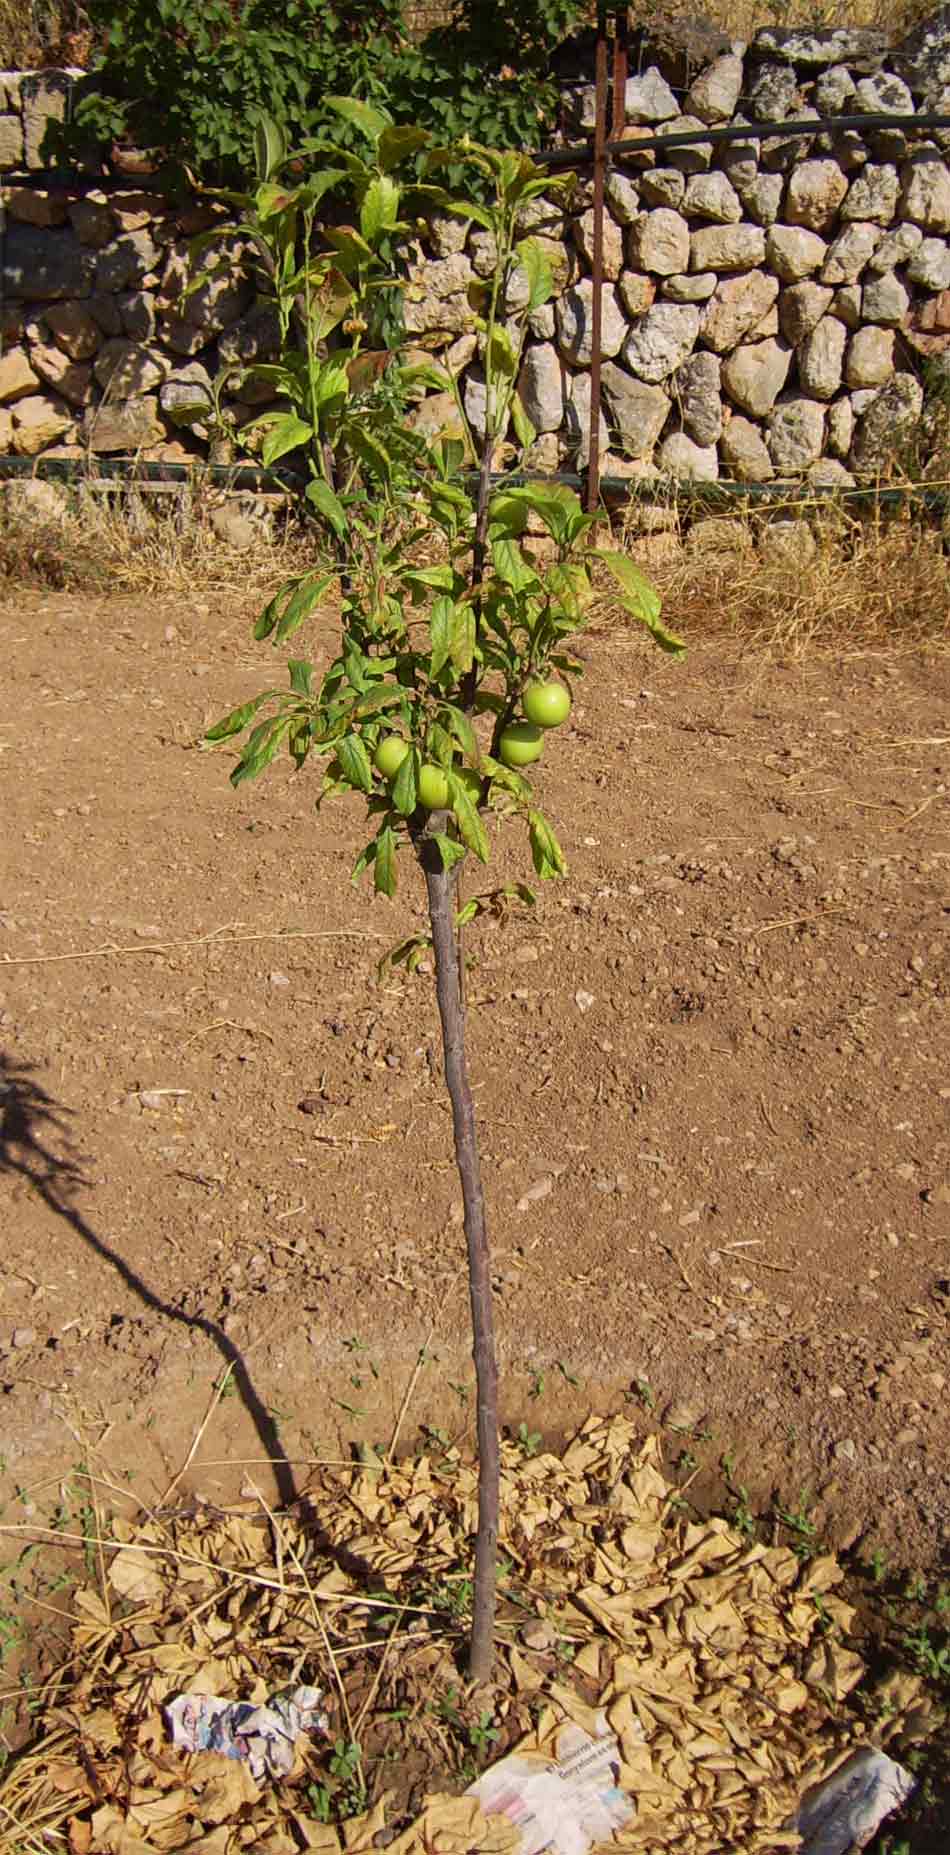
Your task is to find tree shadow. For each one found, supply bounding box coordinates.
[0,1048,301,1507]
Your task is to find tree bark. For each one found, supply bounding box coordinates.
[422,844,499,1682]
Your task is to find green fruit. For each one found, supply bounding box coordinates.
[417,762,450,809]
[523,680,571,729]
[374,735,409,780]
[498,723,544,768]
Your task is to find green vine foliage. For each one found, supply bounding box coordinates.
[202,109,684,926]
[62,0,588,186]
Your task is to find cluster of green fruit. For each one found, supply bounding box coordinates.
[373,680,572,811]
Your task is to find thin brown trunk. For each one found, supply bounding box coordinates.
[423,846,499,1682]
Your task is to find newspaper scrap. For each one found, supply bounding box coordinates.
[165,1684,327,1781]
[796,1747,916,1855]
[466,1717,633,1855]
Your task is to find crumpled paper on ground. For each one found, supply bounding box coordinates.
[796,1746,916,1855]
[466,1717,633,1855]
[165,1684,327,1780]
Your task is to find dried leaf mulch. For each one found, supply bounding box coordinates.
[0,1416,940,1855]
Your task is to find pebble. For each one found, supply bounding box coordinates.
[834,1438,857,1463]
[11,1328,36,1349]
[269,971,290,988]
[521,1620,555,1651]
[517,1176,554,1212]
[828,1384,847,1399]
[574,990,596,1012]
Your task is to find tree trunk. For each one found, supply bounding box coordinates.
[422,845,499,1682]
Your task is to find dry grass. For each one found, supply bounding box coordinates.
[611,490,950,658]
[0,473,312,601]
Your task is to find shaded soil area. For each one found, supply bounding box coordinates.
[1,587,948,1569]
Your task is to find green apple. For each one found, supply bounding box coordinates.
[498,723,544,768]
[523,680,571,729]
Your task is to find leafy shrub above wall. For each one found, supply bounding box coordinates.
[58,0,587,185]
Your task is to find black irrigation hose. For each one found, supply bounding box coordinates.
[1,453,947,515]
[3,110,950,195]
[535,110,950,169]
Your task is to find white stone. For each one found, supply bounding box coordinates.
[829,284,863,328]
[809,458,855,487]
[851,373,924,472]
[623,303,701,382]
[820,221,881,283]
[841,164,900,224]
[768,394,827,470]
[10,392,75,454]
[701,270,779,351]
[845,326,895,387]
[862,271,910,325]
[518,343,564,433]
[0,346,40,403]
[814,65,856,113]
[606,171,641,225]
[690,223,766,272]
[600,364,670,457]
[827,395,854,456]
[564,373,608,465]
[617,271,655,316]
[665,116,713,174]
[574,208,623,280]
[778,281,834,343]
[867,223,924,272]
[854,72,914,114]
[675,350,723,444]
[900,156,950,232]
[720,413,775,480]
[555,280,627,365]
[683,172,741,224]
[629,208,690,276]
[429,214,468,257]
[640,168,686,209]
[906,236,950,289]
[722,336,792,415]
[738,173,785,227]
[662,271,718,301]
[766,224,828,281]
[686,53,744,124]
[798,317,847,398]
[624,67,678,123]
[786,159,849,231]
[657,431,719,479]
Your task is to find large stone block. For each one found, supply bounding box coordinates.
[683,173,741,224]
[778,281,834,343]
[840,164,900,225]
[701,271,779,351]
[555,280,626,365]
[657,431,718,480]
[0,113,24,165]
[674,350,722,444]
[720,413,775,480]
[767,394,826,470]
[29,342,94,405]
[786,159,849,232]
[722,335,792,415]
[10,392,75,454]
[21,71,73,168]
[685,54,744,125]
[600,364,670,456]
[623,303,701,382]
[40,300,102,360]
[851,373,924,472]
[629,209,690,276]
[820,221,882,283]
[798,316,847,398]
[518,344,565,433]
[0,347,40,404]
[690,224,766,273]
[750,25,888,69]
[766,223,828,281]
[900,155,950,232]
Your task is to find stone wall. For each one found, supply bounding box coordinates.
[2,9,950,482]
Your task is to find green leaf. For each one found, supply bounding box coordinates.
[378,124,429,171]
[429,594,454,677]
[204,692,273,742]
[336,733,373,794]
[253,113,287,183]
[360,174,401,242]
[446,771,489,863]
[492,537,538,593]
[288,715,311,768]
[433,832,467,872]
[515,236,555,313]
[230,716,291,786]
[288,659,313,696]
[309,267,355,342]
[544,561,591,622]
[488,490,530,538]
[487,324,517,382]
[441,704,477,761]
[261,413,313,468]
[325,96,392,144]
[275,571,334,642]
[511,391,536,452]
[305,478,347,540]
[353,685,404,719]
[374,825,398,897]
[595,551,686,656]
[528,810,567,880]
[391,747,418,817]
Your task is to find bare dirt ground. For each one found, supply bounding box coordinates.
[1,586,948,1569]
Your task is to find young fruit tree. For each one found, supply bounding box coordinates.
[203,107,684,1680]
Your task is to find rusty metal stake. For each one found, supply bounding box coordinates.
[611,3,628,141]
[585,0,609,516]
